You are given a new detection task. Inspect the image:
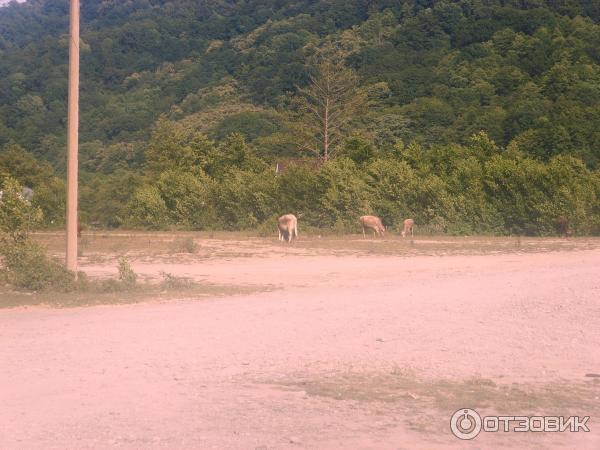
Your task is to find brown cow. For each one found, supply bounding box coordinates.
[359,215,385,238]
[401,218,414,237]
[278,214,298,243]
[555,216,571,237]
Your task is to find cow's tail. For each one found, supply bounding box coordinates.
[294,220,298,239]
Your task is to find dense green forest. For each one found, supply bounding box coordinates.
[1,0,600,234]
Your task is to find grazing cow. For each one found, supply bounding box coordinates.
[278,214,298,243]
[555,216,571,237]
[401,218,414,237]
[359,215,385,238]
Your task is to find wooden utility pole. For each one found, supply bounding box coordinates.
[66,0,79,273]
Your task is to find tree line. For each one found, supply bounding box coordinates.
[4,124,599,235]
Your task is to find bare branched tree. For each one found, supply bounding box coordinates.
[290,52,366,161]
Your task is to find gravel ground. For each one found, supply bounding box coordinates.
[2,240,600,449]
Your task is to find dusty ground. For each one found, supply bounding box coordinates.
[2,233,600,449]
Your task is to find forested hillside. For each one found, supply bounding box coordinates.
[1,0,600,234]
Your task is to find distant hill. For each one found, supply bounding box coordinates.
[1,0,600,170]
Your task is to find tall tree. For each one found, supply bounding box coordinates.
[291,52,366,161]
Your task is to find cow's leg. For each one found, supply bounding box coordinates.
[362,226,366,238]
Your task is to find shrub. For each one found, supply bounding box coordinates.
[274,165,322,225]
[128,185,169,229]
[117,257,137,288]
[159,271,195,290]
[0,177,43,241]
[316,158,372,227]
[168,236,198,253]
[0,177,84,291]
[366,158,420,228]
[214,168,278,229]
[0,240,78,291]
[156,169,215,228]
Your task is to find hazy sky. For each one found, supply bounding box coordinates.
[0,0,26,7]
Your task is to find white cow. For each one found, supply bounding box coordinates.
[278,214,298,243]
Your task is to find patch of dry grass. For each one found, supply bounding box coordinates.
[290,235,600,256]
[168,236,199,254]
[267,370,600,435]
[33,231,600,261]
[0,282,274,309]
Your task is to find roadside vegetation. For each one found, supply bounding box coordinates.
[3,130,600,236]
[0,181,269,307]
[126,129,600,235]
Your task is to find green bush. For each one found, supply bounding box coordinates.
[214,168,278,229]
[316,158,372,228]
[0,177,43,241]
[274,165,322,224]
[156,169,215,228]
[0,240,78,291]
[366,158,420,228]
[128,185,170,229]
[117,257,137,288]
[0,177,82,291]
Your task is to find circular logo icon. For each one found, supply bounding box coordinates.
[450,408,482,440]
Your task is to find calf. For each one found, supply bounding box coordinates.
[401,218,414,237]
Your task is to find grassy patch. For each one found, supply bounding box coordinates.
[0,282,273,309]
[272,371,600,413]
[267,370,600,434]
[32,231,600,260]
[0,239,274,308]
[159,271,196,289]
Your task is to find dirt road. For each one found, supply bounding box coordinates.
[2,239,600,448]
